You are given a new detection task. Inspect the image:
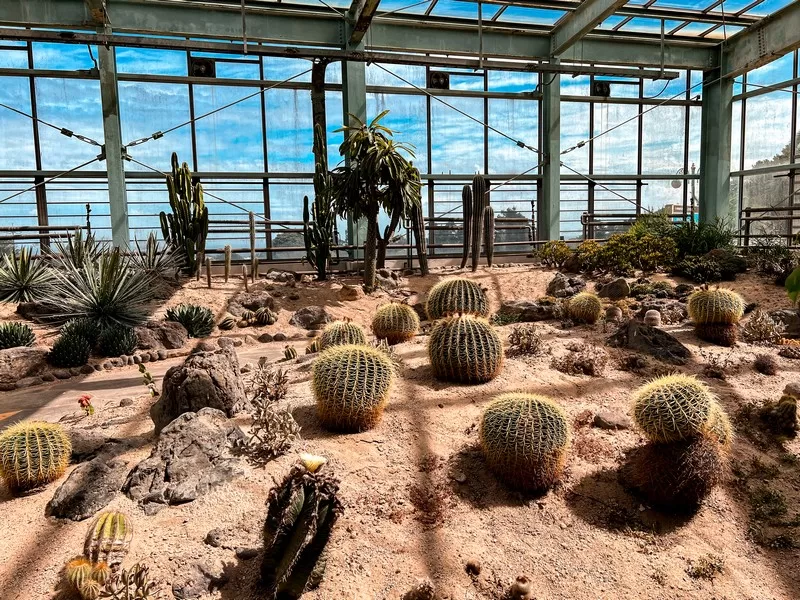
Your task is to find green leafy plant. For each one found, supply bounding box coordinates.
[139,364,158,397]
[130,231,182,288]
[49,228,103,271]
[428,314,503,384]
[0,247,54,303]
[0,321,35,349]
[671,219,736,258]
[303,124,337,281]
[0,421,71,492]
[507,323,544,356]
[97,325,138,357]
[165,304,214,338]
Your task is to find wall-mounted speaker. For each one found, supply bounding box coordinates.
[189,57,216,78]
[591,80,611,97]
[427,71,450,90]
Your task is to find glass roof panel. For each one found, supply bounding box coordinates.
[377,0,433,14]
[429,0,479,19]
[743,0,793,17]
[619,17,687,34]
[652,0,714,10]
[496,6,567,26]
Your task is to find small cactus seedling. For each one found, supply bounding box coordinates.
[632,374,716,443]
[218,314,236,330]
[372,302,420,345]
[78,578,102,600]
[84,511,133,569]
[425,278,489,320]
[687,287,745,325]
[312,344,394,431]
[428,314,503,384]
[480,393,570,492]
[605,306,623,322]
[567,292,602,325]
[261,455,343,599]
[319,319,367,350]
[0,421,71,492]
[284,346,297,360]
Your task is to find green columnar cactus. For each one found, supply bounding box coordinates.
[428,314,503,384]
[284,346,297,360]
[695,323,738,346]
[0,421,71,492]
[567,292,603,324]
[632,374,716,443]
[372,303,420,345]
[425,278,489,320]
[261,456,343,599]
[303,124,336,281]
[165,304,214,338]
[460,184,473,269]
[97,325,138,358]
[319,320,367,350]
[0,321,36,349]
[480,393,570,491]
[312,344,394,431]
[218,315,236,330]
[471,175,490,272]
[84,511,133,569]
[48,332,92,368]
[687,288,745,325]
[483,205,495,267]
[159,152,208,276]
[409,198,429,276]
[224,245,232,282]
[255,307,278,326]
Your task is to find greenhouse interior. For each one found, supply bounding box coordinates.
[0,1,799,599]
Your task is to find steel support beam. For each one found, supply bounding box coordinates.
[550,0,628,56]
[342,32,368,253]
[349,0,381,45]
[539,67,561,242]
[722,1,800,78]
[97,43,129,247]
[698,68,734,224]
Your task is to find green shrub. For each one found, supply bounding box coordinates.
[671,219,736,258]
[0,322,35,349]
[575,240,603,272]
[628,213,677,239]
[97,324,138,357]
[0,247,54,303]
[673,249,747,283]
[537,240,572,269]
[165,303,214,338]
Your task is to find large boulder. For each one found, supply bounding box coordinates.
[123,408,243,513]
[546,273,585,298]
[150,347,245,434]
[769,309,800,338]
[597,277,630,300]
[135,321,188,350]
[290,305,332,330]
[227,284,275,317]
[607,320,691,365]
[497,300,558,322]
[0,346,49,391]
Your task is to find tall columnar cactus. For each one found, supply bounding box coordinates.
[303,124,336,281]
[567,292,603,324]
[471,175,490,272]
[261,455,343,599]
[428,314,503,384]
[483,205,495,267]
[0,421,71,492]
[319,319,367,350]
[84,511,133,569]
[480,393,570,491]
[460,184,473,269]
[372,302,420,345]
[425,277,489,320]
[409,197,429,276]
[312,344,394,431]
[224,245,232,282]
[159,152,208,276]
[687,288,745,325]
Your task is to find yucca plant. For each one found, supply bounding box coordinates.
[0,247,54,303]
[130,232,183,286]
[49,229,103,271]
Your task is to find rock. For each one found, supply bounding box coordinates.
[338,284,364,301]
[769,309,800,338]
[240,363,251,374]
[93,363,102,371]
[636,298,687,325]
[102,362,113,370]
[306,330,320,338]
[16,376,42,389]
[592,411,632,430]
[605,306,623,322]
[148,351,159,362]
[119,397,134,407]
[232,338,244,347]
[172,560,229,600]
[376,269,401,290]
[607,320,691,365]
[150,347,246,434]
[47,443,131,521]
[258,333,273,343]
[204,529,224,548]
[0,346,49,390]
[110,358,123,368]
[227,284,275,317]
[674,283,694,297]
[498,300,558,322]
[52,368,72,380]
[217,337,235,349]
[157,350,167,360]
[139,352,149,363]
[194,340,217,353]
[266,270,295,283]
[597,277,630,300]
[273,332,287,342]
[289,305,332,330]
[79,364,95,374]
[70,429,110,462]
[40,372,55,383]
[465,559,481,576]
[124,408,244,508]
[643,310,662,327]
[135,321,188,350]
[546,273,586,298]
[235,547,259,560]
[411,302,427,321]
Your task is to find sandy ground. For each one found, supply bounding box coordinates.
[0,265,799,600]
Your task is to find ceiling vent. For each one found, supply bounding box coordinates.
[189,57,216,78]
[427,71,450,90]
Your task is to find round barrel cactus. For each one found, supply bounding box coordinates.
[312,344,394,431]
[567,292,602,324]
[372,303,420,345]
[0,421,72,492]
[218,315,236,330]
[428,314,503,384]
[255,307,278,326]
[319,320,366,350]
[425,278,489,320]
[480,393,570,491]
[706,400,734,448]
[687,287,745,325]
[632,374,716,443]
[84,511,133,568]
[695,323,738,347]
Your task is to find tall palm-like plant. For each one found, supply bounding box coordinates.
[332,111,422,291]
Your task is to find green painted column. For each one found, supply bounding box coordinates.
[539,69,561,241]
[699,68,735,224]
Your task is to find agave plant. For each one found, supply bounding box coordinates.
[49,229,104,271]
[130,232,183,284]
[165,304,214,338]
[0,247,54,303]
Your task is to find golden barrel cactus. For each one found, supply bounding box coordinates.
[0,421,71,492]
[319,320,367,350]
[567,292,603,324]
[687,287,745,325]
[428,314,503,384]
[425,278,488,320]
[632,374,717,443]
[372,303,420,345]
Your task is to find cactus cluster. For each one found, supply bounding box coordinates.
[49,329,92,368]
[65,556,111,600]
[409,197,429,276]
[255,307,278,326]
[426,278,489,320]
[688,287,745,346]
[0,321,35,349]
[61,317,102,346]
[480,393,570,491]
[97,325,138,358]
[372,302,419,345]
[428,314,503,384]
[0,421,71,492]
[312,344,394,431]
[460,175,495,271]
[165,303,214,338]
[284,345,297,360]
[261,456,343,599]
[319,319,367,350]
[567,292,603,324]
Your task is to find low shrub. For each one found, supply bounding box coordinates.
[507,323,545,356]
[537,240,572,269]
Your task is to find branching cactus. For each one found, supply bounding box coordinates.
[303,124,336,281]
[425,278,489,320]
[312,344,394,431]
[567,292,603,324]
[483,205,495,267]
[84,511,133,569]
[428,314,503,384]
[0,421,71,492]
[480,393,570,491]
[261,455,344,600]
[372,302,420,345]
[159,152,208,276]
[319,319,367,350]
[632,374,717,443]
[687,287,745,325]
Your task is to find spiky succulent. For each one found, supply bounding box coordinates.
[84,511,133,569]
[65,556,93,590]
[567,292,603,324]
[99,563,156,599]
[687,287,745,325]
[0,247,54,303]
[372,303,419,345]
[707,401,734,448]
[0,321,35,349]
[312,344,394,431]
[428,314,503,384]
[480,393,570,491]
[284,346,297,360]
[319,319,367,350]
[48,331,92,368]
[0,421,71,492]
[97,325,138,357]
[632,374,717,443]
[79,578,103,600]
[255,307,278,326]
[425,278,489,320]
[241,309,256,322]
[61,317,102,347]
[218,314,236,330]
[165,303,214,338]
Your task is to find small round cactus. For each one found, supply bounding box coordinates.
[428,314,503,384]
[241,309,255,322]
[632,374,716,443]
[605,306,623,322]
[65,556,93,589]
[695,323,738,347]
[687,287,745,325]
[218,315,236,330]
[255,307,278,326]
[643,309,661,327]
[0,421,72,492]
[84,511,133,568]
[312,344,394,431]
[91,562,111,585]
[319,319,367,350]
[426,278,489,320]
[284,345,297,360]
[372,303,420,345]
[480,393,570,491]
[78,578,102,600]
[567,292,602,324]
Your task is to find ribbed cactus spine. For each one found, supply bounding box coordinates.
[460,184,473,269]
[312,345,394,431]
[426,277,489,320]
[471,175,490,272]
[428,314,503,384]
[410,197,429,276]
[480,393,570,491]
[483,205,495,267]
[319,319,367,350]
[303,124,336,281]
[0,421,71,492]
[567,292,603,324]
[372,302,419,345]
[84,511,133,569]
[160,152,208,276]
[224,245,231,282]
